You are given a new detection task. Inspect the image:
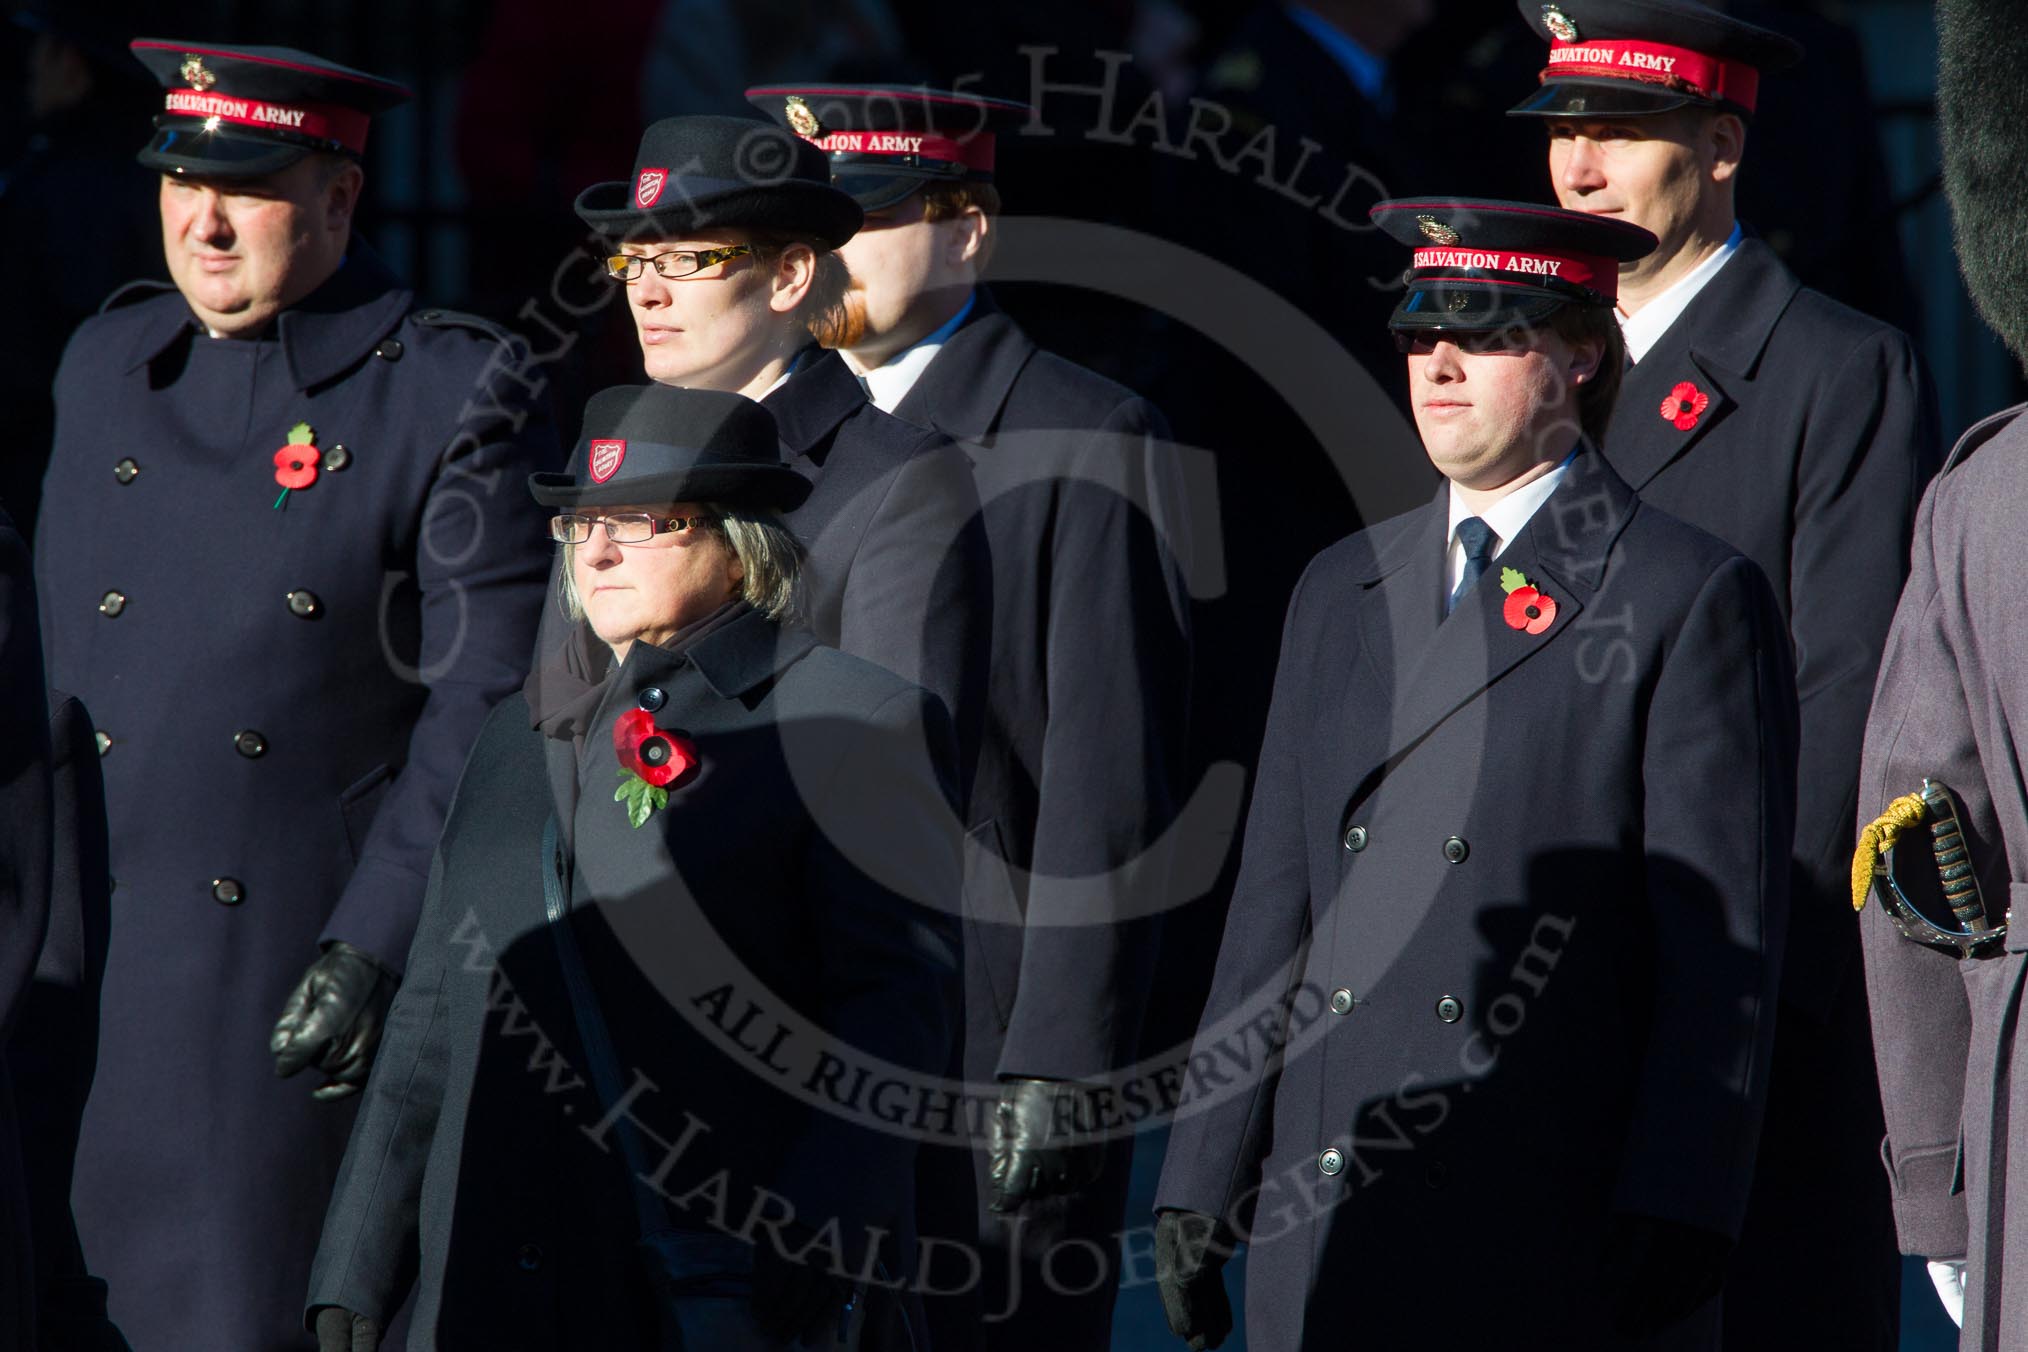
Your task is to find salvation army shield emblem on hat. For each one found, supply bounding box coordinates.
[589,439,626,484]
[634,168,668,209]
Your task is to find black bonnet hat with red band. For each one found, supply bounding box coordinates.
[529,385,810,511]
[745,84,1031,212]
[574,115,862,251]
[1372,197,1657,331]
[130,39,411,177]
[1507,0,1803,119]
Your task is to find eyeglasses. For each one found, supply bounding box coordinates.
[1393,329,1536,356]
[549,513,714,543]
[602,245,754,283]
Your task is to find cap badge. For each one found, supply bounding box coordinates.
[634,168,668,210]
[784,95,823,139]
[1416,216,1462,246]
[589,439,627,484]
[1542,6,1580,42]
[179,55,217,91]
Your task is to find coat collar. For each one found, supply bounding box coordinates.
[890,287,1034,442]
[118,240,411,391]
[1339,448,1637,810]
[763,347,869,461]
[1610,236,1801,490]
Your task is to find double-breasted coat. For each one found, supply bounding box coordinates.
[1857,403,2028,1350]
[307,607,961,1349]
[763,349,990,794]
[35,247,560,1349]
[1154,450,1797,1350]
[887,291,1192,1344]
[1601,233,1939,1348]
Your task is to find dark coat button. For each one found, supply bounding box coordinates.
[286,590,322,618]
[1318,1148,1344,1176]
[1342,824,1368,852]
[638,687,666,712]
[1435,996,1463,1023]
[234,730,268,758]
[98,590,127,617]
[94,730,112,757]
[323,444,351,471]
[211,877,244,906]
[516,1243,543,1271]
[374,339,404,361]
[1443,835,1469,864]
[114,458,140,484]
[1329,987,1355,1015]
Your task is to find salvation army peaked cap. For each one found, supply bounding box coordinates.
[574,116,863,251]
[1371,197,1657,331]
[1508,0,1804,118]
[528,385,810,511]
[129,38,411,176]
[746,83,1032,211]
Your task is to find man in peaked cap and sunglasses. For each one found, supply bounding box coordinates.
[1152,196,1797,1351]
[747,81,1194,1350]
[34,38,560,1349]
[1508,3,1942,1346]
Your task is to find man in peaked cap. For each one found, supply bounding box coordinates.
[1507,4,1941,1347]
[34,38,559,1348]
[748,81,1193,1349]
[575,114,990,799]
[1152,196,1795,1351]
[1856,0,2028,1343]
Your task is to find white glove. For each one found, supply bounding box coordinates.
[1927,1259,1967,1328]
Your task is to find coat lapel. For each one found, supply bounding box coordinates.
[762,348,867,469]
[1606,237,1799,491]
[1341,451,1636,807]
[892,289,1033,443]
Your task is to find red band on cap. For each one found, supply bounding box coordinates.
[1412,246,1619,300]
[807,130,994,172]
[1542,38,1760,111]
[162,89,371,152]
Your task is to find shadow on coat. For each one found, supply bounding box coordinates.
[1278,849,1770,1351]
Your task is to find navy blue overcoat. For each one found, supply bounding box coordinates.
[1155,451,1798,1350]
[35,246,559,1350]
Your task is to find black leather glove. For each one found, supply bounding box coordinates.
[271,942,397,1102]
[752,1233,849,1343]
[39,1274,133,1352]
[1155,1208,1234,1350]
[987,1077,1104,1211]
[1602,1213,1732,1339]
[312,1305,381,1352]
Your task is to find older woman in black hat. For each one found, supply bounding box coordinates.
[305,384,962,1351]
[576,115,989,801]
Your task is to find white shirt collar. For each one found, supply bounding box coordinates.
[1618,222,1743,364]
[1445,451,1576,595]
[859,291,977,413]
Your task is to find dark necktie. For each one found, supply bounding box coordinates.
[1449,516,1496,616]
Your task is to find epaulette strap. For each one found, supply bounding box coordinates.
[97,278,178,314]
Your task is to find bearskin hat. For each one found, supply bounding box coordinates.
[1941,0,2028,370]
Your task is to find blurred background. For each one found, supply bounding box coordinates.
[0,2,1986,1346]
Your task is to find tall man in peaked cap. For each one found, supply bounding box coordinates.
[1507,4,1941,1344]
[1153,197,1796,1351]
[575,115,990,794]
[748,82,1193,1348]
[1855,1,2028,1343]
[35,39,559,1348]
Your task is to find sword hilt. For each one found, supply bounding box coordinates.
[1923,779,1990,932]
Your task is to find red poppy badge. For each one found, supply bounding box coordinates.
[613,709,698,827]
[1499,567,1558,635]
[1660,381,1709,432]
[272,422,321,508]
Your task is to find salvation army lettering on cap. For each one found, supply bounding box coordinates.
[807,130,996,171]
[1371,196,1657,331]
[1507,0,1803,120]
[745,82,1033,211]
[128,38,411,176]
